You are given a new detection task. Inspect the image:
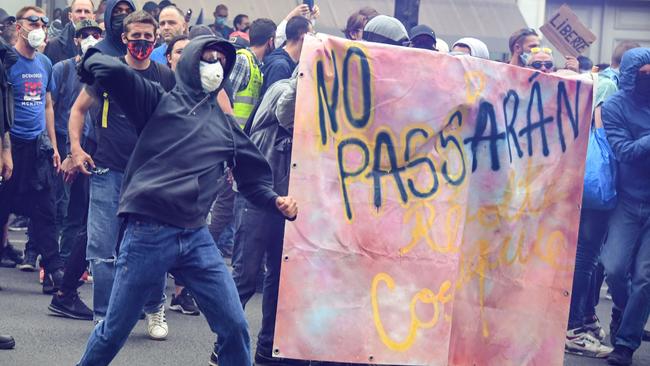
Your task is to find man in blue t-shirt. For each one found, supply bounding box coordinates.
[150,5,187,65]
[0,6,65,293]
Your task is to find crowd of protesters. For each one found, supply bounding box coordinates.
[0,1,649,366]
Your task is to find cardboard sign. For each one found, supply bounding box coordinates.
[540,4,597,57]
[274,34,594,365]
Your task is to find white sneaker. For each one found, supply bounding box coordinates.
[145,307,168,340]
[584,317,607,341]
[565,328,613,358]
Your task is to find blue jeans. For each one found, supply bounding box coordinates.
[567,208,611,329]
[601,196,650,350]
[216,221,235,257]
[87,170,164,320]
[78,218,251,366]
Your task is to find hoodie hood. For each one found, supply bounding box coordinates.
[618,47,650,94]
[95,0,135,56]
[175,35,236,100]
[453,37,490,59]
[57,22,77,47]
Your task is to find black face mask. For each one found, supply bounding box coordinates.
[635,72,650,99]
[111,13,127,38]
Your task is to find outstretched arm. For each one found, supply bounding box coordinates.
[79,49,165,132]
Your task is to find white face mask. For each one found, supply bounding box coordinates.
[199,60,224,93]
[80,36,100,54]
[25,28,46,49]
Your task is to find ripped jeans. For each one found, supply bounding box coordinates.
[87,170,166,321]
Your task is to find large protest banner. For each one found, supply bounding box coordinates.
[274,35,594,365]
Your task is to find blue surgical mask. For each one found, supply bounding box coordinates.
[216,16,227,26]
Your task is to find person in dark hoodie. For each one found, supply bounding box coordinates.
[94,0,134,57]
[72,35,297,366]
[260,15,311,95]
[600,47,650,366]
[68,10,175,338]
[226,71,304,366]
[44,0,96,65]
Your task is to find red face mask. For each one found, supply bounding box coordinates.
[127,39,154,61]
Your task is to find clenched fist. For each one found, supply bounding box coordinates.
[275,196,298,220]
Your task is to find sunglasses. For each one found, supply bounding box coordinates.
[18,15,49,25]
[531,61,554,70]
[530,47,553,55]
[79,31,101,40]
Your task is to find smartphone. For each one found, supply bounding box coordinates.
[303,0,314,11]
[185,9,193,23]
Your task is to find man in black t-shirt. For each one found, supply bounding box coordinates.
[67,11,175,339]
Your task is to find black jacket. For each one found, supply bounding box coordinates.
[0,39,16,137]
[248,76,297,196]
[261,48,297,96]
[82,36,281,228]
[44,22,77,65]
[94,0,136,57]
[602,47,650,203]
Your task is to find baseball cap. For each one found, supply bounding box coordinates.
[229,34,250,49]
[363,15,409,46]
[0,8,16,24]
[410,24,437,50]
[410,25,436,43]
[74,19,102,37]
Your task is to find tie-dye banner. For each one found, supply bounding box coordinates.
[275,35,593,366]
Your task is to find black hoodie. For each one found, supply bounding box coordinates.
[82,36,281,228]
[0,39,16,136]
[44,22,78,64]
[94,0,136,57]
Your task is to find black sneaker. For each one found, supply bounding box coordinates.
[169,288,200,316]
[208,351,218,366]
[0,243,24,268]
[42,275,55,294]
[8,216,28,231]
[0,334,15,350]
[48,292,93,320]
[43,268,64,295]
[254,349,310,366]
[607,345,633,366]
[18,252,37,272]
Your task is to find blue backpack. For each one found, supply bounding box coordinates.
[582,126,617,210]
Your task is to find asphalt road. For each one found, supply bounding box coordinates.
[1,231,649,366]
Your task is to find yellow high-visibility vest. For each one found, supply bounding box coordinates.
[232,48,263,129]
